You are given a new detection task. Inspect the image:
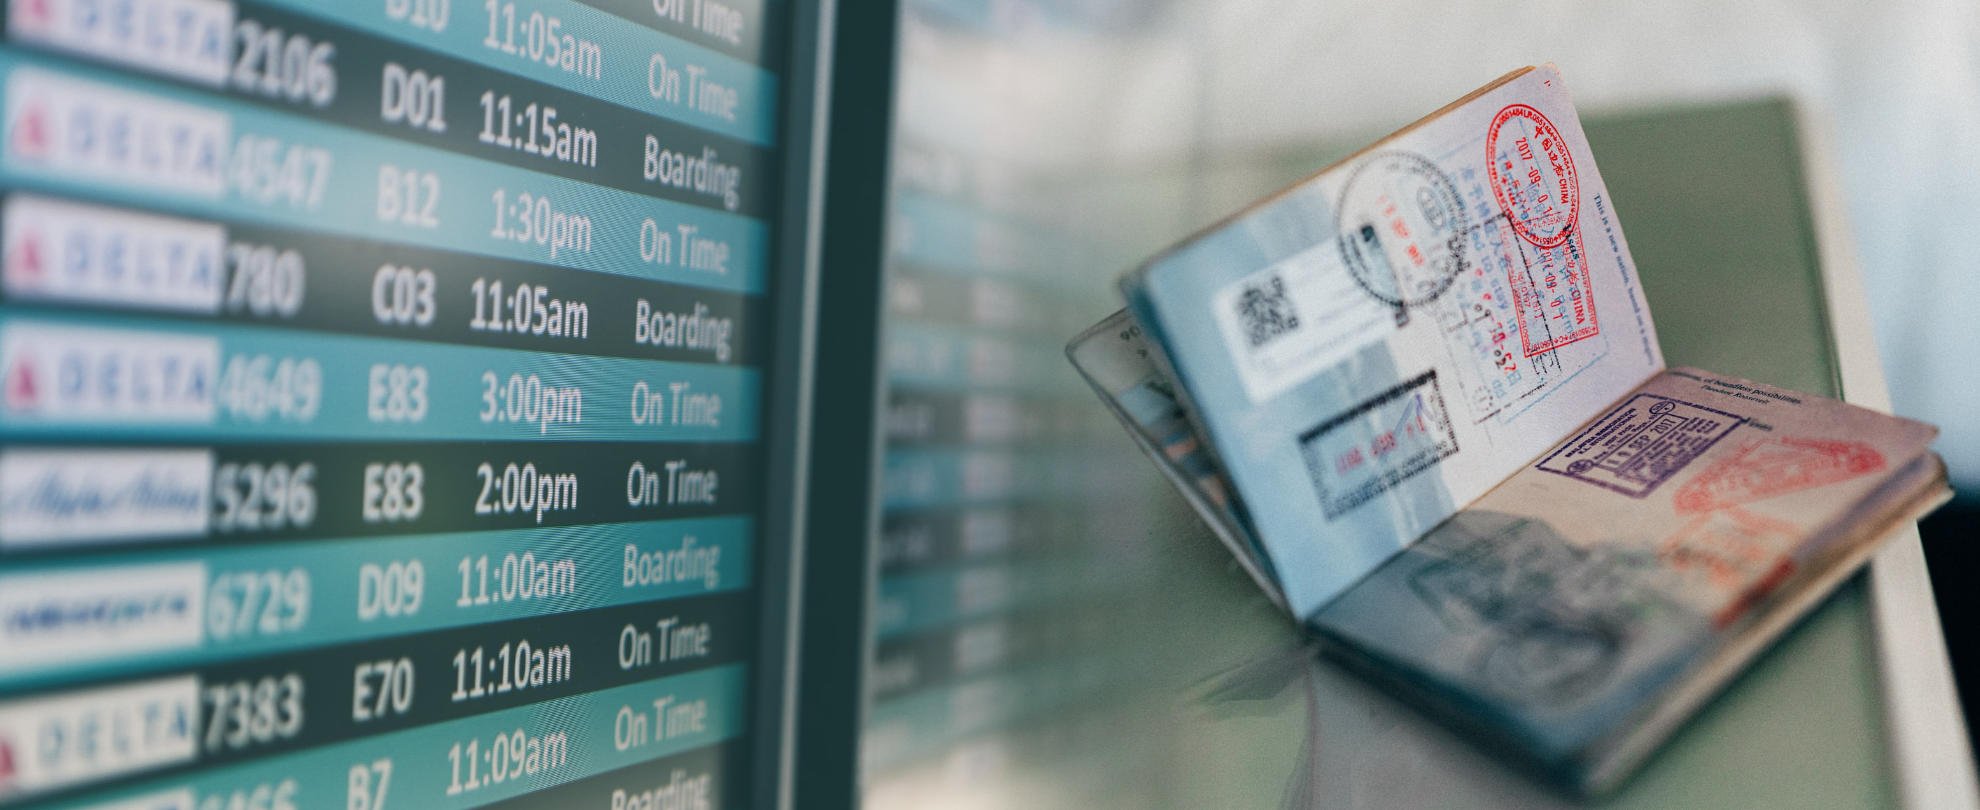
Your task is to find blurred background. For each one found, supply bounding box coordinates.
[855,0,1980,807]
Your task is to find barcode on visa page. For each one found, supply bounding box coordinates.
[1210,240,1401,404]
[1236,274,1299,348]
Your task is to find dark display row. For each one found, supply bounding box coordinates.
[0,440,759,555]
[2,192,764,366]
[7,591,749,806]
[9,0,780,142]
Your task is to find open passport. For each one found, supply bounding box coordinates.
[1067,65,1951,795]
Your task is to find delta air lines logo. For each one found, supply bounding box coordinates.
[3,195,228,313]
[6,92,47,162]
[5,69,230,196]
[4,222,45,291]
[8,0,234,85]
[0,322,219,423]
[4,350,38,413]
[0,677,199,799]
[0,734,15,792]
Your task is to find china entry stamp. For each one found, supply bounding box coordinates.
[1506,231,1600,358]
[1486,103,1599,357]
[1486,103,1579,248]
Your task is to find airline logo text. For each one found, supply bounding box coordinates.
[0,321,219,423]
[0,448,214,548]
[7,0,231,85]
[4,195,225,314]
[5,68,229,196]
[0,677,198,799]
[0,563,206,672]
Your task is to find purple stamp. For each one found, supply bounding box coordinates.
[1535,394,1746,498]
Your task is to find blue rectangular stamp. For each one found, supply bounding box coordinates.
[1298,370,1460,518]
[1535,394,1746,498]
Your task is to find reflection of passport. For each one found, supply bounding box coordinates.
[1066,65,1950,795]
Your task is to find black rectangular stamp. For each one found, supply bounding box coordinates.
[1299,370,1460,519]
[1535,394,1746,498]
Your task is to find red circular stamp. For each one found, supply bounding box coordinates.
[1485,104,1579,248]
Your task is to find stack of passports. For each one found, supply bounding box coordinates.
[1067,64,1950,795]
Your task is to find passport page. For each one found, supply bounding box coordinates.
[1122,65,1663,617]
[1308,367,1944,792]
[1066,309,1283,607]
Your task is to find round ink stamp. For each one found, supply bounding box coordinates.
[1334,151,1471,309]
[1486,103,1579,248]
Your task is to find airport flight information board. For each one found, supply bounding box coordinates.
[0,0,802,807]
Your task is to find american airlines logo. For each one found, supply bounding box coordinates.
[0,563,205,673]
[0,449,213,549]
[0,321,219,423]
[8,0,233,86]
[4,195,226,314]
[0,677,198,799]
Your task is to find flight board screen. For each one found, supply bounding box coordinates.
[0,0,795,807]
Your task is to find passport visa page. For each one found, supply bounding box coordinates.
[1310,367,1944,792]
[1122,66,1662,618]
[1065,310,1284,607]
